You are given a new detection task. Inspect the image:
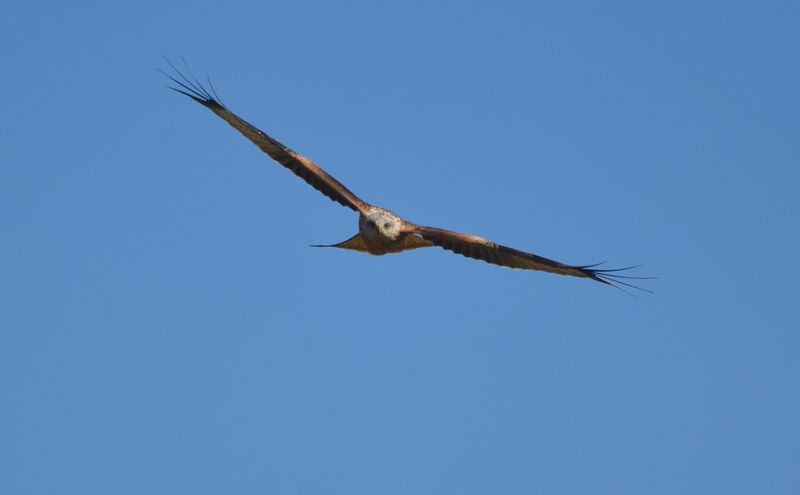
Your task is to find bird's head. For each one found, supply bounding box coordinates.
[363,209,402,241]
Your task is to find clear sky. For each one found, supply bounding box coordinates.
[1,1,798,493]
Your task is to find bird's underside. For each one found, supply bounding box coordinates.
[161,59,651,293]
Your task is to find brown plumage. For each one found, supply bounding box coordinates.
[161,60,650,292]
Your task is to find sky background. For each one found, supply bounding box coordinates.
[2,1,799,493]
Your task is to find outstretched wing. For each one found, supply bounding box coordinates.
[408,224,651,292]
[161,60,370,214]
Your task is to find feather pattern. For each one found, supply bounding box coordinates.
[160,58,369,214]
[408,224,652,292]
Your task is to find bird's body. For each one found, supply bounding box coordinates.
[161,60,650,292]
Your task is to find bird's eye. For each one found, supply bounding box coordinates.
[384,223,391,229]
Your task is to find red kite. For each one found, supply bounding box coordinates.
[162,61,650,292]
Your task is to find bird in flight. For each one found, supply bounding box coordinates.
[161,60,650,292]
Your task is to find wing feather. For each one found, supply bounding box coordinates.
[162,62,369,214]
[409,224,651,291]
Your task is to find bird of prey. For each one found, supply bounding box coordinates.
[161,61,649,292]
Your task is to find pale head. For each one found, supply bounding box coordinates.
[361,208,402,243]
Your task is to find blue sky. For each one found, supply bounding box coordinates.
[1,1,798,493]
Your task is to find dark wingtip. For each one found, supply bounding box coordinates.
[583,264,655,295]
[159,56,224,110]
